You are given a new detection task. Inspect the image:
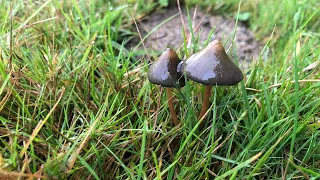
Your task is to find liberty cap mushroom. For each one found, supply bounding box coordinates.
[148,48,185,126]
[148,48,185,87]
[182,40,243,119]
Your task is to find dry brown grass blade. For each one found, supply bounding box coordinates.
[0,88,12,112]
[20,149,32,180]
[123,65,143,78]
[268,79,320,89]
[130,11,150,62]
[246,79,320,92]
[177,0,187,36]
[288,159,310,179]
[121,77,142,89]
[302,60,319,72]
[212,133,232,154]
[0,170,47,179]
[19,87,66,158]
[67,97,106,171]
[177,6,211,53]
[207,168,218,177]
[32,164,44,180]
[1,16,57,39]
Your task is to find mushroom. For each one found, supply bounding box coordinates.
[181,40,243,119]
[148,48,185,126]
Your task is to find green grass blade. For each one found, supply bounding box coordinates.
[216,152,262,180]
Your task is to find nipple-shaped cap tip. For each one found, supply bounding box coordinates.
[183,40,243,86]
[147,48,185,88]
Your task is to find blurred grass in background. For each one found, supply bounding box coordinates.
[0,0,319,179]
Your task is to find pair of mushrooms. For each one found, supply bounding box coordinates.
[148,40,243,126]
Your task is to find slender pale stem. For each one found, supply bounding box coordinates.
[166,88,179,126]
[199,85,212,119]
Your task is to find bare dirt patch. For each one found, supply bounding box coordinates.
[129,7,261,69]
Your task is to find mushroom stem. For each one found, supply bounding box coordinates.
[166,88,179,126]
[199,85,212,119]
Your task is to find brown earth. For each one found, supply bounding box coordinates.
[128,7,261,69]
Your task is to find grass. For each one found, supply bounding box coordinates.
[0,0,319,179]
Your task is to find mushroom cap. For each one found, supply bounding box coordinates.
[147,48,185,88]
[182,40,243,86]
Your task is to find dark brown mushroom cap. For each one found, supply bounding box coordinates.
[182,40,243,86]
[147,48,185,88]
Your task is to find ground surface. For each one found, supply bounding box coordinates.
[130,7,261,69]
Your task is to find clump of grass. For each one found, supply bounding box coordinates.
[0,0,319,179]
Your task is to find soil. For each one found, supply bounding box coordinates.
[128,7,261,69]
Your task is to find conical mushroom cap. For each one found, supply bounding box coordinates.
[147,48,185,88]
[182,40,243,86]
